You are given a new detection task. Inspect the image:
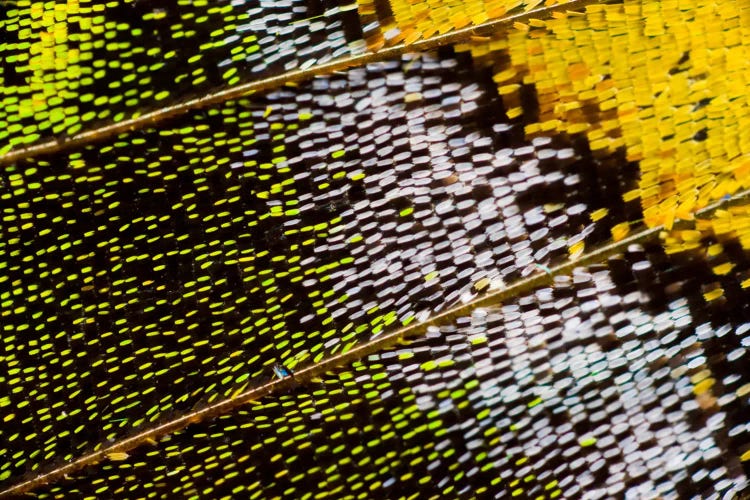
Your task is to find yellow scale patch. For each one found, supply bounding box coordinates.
[357,0,559,48]
[462,0,750,255]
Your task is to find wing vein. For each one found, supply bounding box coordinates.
[0,0,597,167]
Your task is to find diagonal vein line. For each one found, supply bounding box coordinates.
[6,231,655,498]
[0,0,599,167]
[5,188,747,497]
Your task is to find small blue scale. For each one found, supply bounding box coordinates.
[273,363,292,379]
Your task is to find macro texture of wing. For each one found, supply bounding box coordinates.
[1,0,749,498]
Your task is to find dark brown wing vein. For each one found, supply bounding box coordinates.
[0,0,597,168]
[9,185,750,498]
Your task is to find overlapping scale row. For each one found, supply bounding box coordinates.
[355,0,561,49]
[460,0,750,252]
[7,0,750,254]
[31,243,750,499]
[0,0,365,153]
[5,0,750,496]
[0,48,634,488]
